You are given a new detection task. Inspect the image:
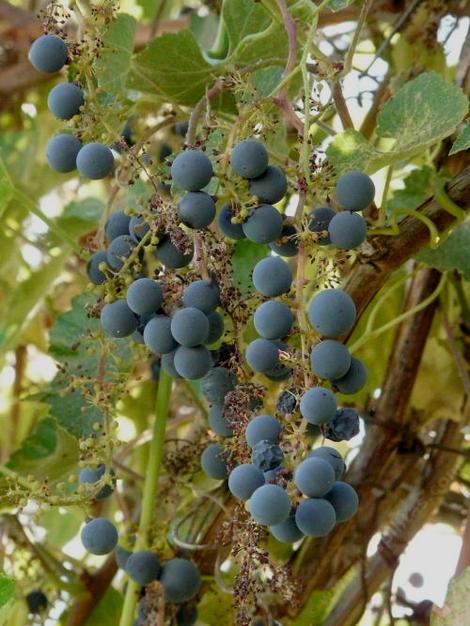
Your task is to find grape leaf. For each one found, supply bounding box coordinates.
[87,587,123,626]
[329,0,354,10]
[416,222,470,281]
[387,166,434,214]
[94,14,137,96]
[431,567,470,626]
[231,240,268,293]
[293,589,335,626]
[0,157,14,219]
[449,122,470,155]
[326,129,388,174]
[0,574,15,609]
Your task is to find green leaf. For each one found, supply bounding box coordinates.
[431,567,470,626]
[387,166,434,214]
[0,574,15,609]
[55,197,104,240]
[293,589,335,626]
[86,587,123,626]
[94,14,137,96]
[39,507,82,547]
[416,222,470,280]
[326,129,388,174]
[231,240,268,293]
[449,122,470,155]
[198,586,233,625]
[0,158,15,220]
[329,0,354,10]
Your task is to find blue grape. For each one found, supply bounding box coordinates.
[294,457,335,497]
[309,446,345,480]
[308,289,356,338]
[254,300,293,340]
[265,363,292,381]
[324,407,360,442]
[206,311,224,344]
[160,558,201,603]
[246,338,280,373]
[150,357,161,380]
[201,443,228,479]
[252,440,283,471]
[332,357,367,394]
[308,207,335,245]
[143,315,176,354]
[269,224,298,257]
[324,481,359,521]
[171,150,213,191]
[177,606,198,626]
[47,82,84,120]
[79,464,114,500]
[245,414,282,447]
[242,204,283,244]
[115,545,132,569]
[106,211,131,242]
[76,143,114,180]
[253,257,292,296]
[328,212,367,249]
[174,345,212,379]
[29,34,67,73]
[310,340,351,380]
[101,300,138,338]
[161,350,182,378]
[155,235,193,268]
[249,484,291,526]
[218,203,245,239]
[46,133,81,173]
[295,499,336,537]
[125,550,161,585]
[299,387,337,425]
[171,307,209,347]
[231,139,268,179]
[264,465,284,482]
[159,143,172,162]
[249,165,288,204]
[182,280,220,313]
[86,251,109,285]
[129,216,150,243]
[106,234,134,270]
[26,591,47,614]
[178,192,216,229]
[336,170,375,211]
[228,463,265,500]
[201,367,236,404]
[270,514,304,543]
[174,120,189,137]
[208,405,233,437]
[127,278,163,316]
[81,518,118,555]
[276,387,299,414]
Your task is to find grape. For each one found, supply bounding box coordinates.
[129,216,150,243]
[161,558,201,603]
[201,443,228,479]
[269,224,298,257]
[242,204,283,244]
[265,363,292,381]
[249,165,288,204]
[328,211,367,249]
[101,300,139,338]
[182,280,220,313]
[206,311,224,344]
[115,545,132,569]
[324,407,360,442]
[295,499,336,537]
[245,414,282,447]
[105,211,131,242]
[143,315,176,354]
[150,357,161,381]
[308,289,356,338]
[252,440,283,472]
[76,143,114,180]
[294,457,335,497]
[208,405,233,437]
[336,170,375,211]
[176,605,198,626]
[310,340,351,380]
[86,250,109,285]
[309,446,345,480]
[246,338,280,373]
[409,573,424,588]
[332,356,367,394]
[81,517,118,555]
[276,387,299,414]
[47,82,84,120]
[121,119,134,147]
[254,300,293,340]
[26,590,48,614]
[126,278,163,316]
[308,207,335,245]
[264,465,283,482]
[29,34,67,73]
[324,481,359,521]
[249,484,291,526]
[46,133,82,173]
[155,235,193,268]
[253,257,292,296]
[178,192,216,229]
[218,203,245,239]
[159,143,172,162]
[270,514,304,543]
[201,367,236,404]
[305,423,321,439]
[174,120,189,137]
[161,350,182,378]
[171,150,213,191]
[228,463,265,500]
[106,234,134,270]
[79,464,114,500]
[231,139,268,179]
[125,550,161,585]
[171,308,210,347]
[174,345,212,379]
[299,387,337,425]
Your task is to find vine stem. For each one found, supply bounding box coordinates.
[119,371,172,626]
